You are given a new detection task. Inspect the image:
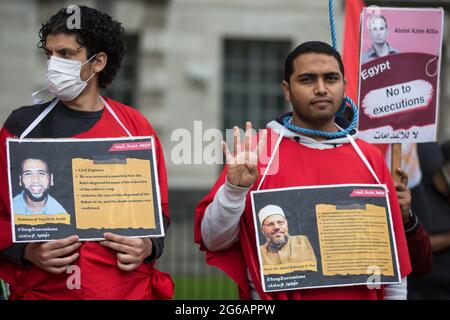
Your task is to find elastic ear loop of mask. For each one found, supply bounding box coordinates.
[19,97,133,141]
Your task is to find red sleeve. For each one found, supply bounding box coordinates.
[0,126,15,251]
[370,144,412,278]
[372,143,389,157]
[406,222,432,277]
[194,166,228,249]
[194,165,251,299]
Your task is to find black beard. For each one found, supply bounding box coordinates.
[24,188,49,203]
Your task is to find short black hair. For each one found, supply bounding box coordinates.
[284,41,345,82]
[38,6,125,89]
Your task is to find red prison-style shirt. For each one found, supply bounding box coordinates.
[0,97,173,300]
[195,128,411,300]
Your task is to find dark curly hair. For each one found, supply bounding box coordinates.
[38,6,125,89]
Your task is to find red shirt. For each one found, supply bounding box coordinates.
[0,98,173,300]
[195,129,411,299]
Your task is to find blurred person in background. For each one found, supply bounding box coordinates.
[408,141,450,299]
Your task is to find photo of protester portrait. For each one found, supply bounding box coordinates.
[7,136,164,242]
[12,157,68,215]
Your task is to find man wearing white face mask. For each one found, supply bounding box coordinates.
[0,6,173,300]
[43,53,97,102]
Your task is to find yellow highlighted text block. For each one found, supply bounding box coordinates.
[316,204,394,276]
[73,158,155,229]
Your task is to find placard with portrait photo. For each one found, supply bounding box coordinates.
[251,184,401,292]
[358,7,444,143]
[7,136,164,242]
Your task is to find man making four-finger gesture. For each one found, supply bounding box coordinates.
[195,41,411,300]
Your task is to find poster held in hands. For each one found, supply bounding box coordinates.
[7,136,164,242]
[358,7,444,143]
[251,184,401,292]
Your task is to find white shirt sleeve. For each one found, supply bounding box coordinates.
[201,180,250,251]
[384,277,407,300]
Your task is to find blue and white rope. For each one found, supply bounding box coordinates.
[283,0,359,139]
[282,96,359,139]
[328,0,338,50]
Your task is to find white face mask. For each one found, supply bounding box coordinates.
[46,55,96,101]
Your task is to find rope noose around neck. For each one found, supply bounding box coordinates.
[282,0,359,139]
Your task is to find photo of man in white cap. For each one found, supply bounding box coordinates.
[258,205,317,268]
